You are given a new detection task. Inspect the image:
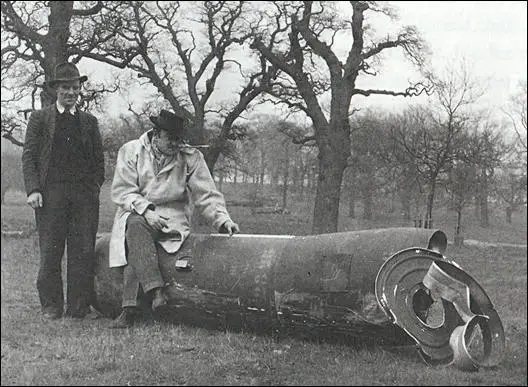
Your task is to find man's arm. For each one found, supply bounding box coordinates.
[91,115,105,188]
[21,110,43,196]
[111,143,154,215]
[186,151,238,233]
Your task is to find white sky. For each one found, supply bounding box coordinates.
[50,1,528,127]
[351,1,528,115]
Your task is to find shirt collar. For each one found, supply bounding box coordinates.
[56,100,76,116]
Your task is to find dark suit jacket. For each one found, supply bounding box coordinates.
[22,105,105,196]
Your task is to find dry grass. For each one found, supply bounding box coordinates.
[1,183,527,385]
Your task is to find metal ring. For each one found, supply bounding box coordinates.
[450,315,493,371]
[376,250,505,370]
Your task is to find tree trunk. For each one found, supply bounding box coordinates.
[259,149,266,188]
[425,180,437,229]
[473,195,480,219]
[389,190,396,214]
[480,195,489,228]
[307,166,316,191]
[400,190,411,221]
[312,151,347,234]
[281,144,290,211]
[348,187,356,219]
[299,160,306,194]
[505,207,513,224]
[362,175,374,221]
[454,208,464,246]
[38,2,75,109]
[363,195,373,220]
[479,174,490,227]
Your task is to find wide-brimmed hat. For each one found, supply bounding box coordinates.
[149,109,187,139]
[48,62,88,87]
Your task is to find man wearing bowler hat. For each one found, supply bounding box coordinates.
[108,109,239,328]
[22,62,105,320]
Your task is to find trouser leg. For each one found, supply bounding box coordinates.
[35,184,68,312]
[122,214,164,307]
[65,183,100,315]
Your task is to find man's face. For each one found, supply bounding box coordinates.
[55,80,81,109]
[154,129,182,155]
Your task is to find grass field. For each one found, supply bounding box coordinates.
[1,182,527,386]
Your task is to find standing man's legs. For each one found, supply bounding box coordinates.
[64,183,100,317]
[35,183,69,317]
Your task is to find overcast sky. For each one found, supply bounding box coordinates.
[68,1,528,126]
[352,1,527,115]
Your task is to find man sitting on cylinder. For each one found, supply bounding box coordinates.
[108,109,239,328]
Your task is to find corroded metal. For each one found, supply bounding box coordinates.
[374,247,461,361]
[424,261,505,371]
[375,249,505,370]
[94,227,447,345]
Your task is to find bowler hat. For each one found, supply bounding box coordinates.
[48,62,88,87]
[149,109,187,139]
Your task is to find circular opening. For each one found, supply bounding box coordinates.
[413,288,445,328]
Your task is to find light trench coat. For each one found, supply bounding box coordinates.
[109,130,232,268]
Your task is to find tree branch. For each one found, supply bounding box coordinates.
[353,83,433,98]
[72,1,103,17]
[1,1,44,44]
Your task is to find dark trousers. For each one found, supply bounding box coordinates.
[35,182,99,315]
[122,214,165,307]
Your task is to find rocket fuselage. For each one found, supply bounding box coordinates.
[94,228,448,345]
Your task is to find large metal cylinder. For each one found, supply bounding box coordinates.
[94,228,447,344]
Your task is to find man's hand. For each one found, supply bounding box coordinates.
[220,220,240,236]
[143,209,169,231]
[27,192,43,209]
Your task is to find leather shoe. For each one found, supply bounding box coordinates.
[42,307,62,320]
[151,288,168,312]
[109,307,136,329]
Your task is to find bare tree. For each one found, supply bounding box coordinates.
[345,109,410,220]
[503,80,527,153]
[393,60,485,228]
[446,124,505,244]
[469,117,508,227]
[249,1,431,234]
[447,144,477,245]
[389,106,445,227]
[1,0,127,145]
[495,168,527,224]
[78,1,278,172]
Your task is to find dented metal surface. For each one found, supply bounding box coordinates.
[94,228,446,345]
[424,260,505,371]
[375,248,505,371]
